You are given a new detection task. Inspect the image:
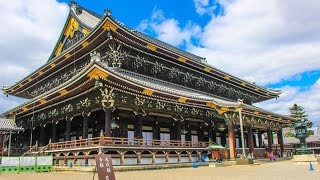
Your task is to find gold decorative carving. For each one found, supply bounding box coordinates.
[38,71,43,75]
[87,68,109,79]
[178,97,187,103]
[28,78,32,82]
[206,101,217,109]
[82,41,89,47]
[21,107,29,111]
[143,89,154,96]
[39,99,47,104]
[102,20,118,31]
[64,17,79,38]
[146,44,157,51]
[224,75,231,80]
[203,67,211,72]
[59,89,68,95]
[178,57,187,62]
[100,87,115,108]
[241,82,246,86]
[65,53,71,59]
[82,28,90,36]
[50,63,56,68]
[55,42,63,56]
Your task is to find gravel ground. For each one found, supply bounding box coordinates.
[0,161,319,180]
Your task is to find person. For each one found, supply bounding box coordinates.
[268,152,273,161]
[272,153,276,161]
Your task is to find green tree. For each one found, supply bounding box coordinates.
[289,104,314,136]
[289,104,313,128]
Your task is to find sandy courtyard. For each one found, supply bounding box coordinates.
[0,161,319,180]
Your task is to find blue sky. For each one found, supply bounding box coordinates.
[0,0,319,128]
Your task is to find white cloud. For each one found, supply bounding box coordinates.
[193,0,222,15]
[0,0,69,114]
[256,78,320,127]
[189,0,320,85]
[138,9,201,47]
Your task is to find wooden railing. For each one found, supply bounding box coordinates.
[22,145,38,156]
[48,136,209,150]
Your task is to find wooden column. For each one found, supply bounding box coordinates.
[82,112,90,139]
[104,107,112,137]
[66,118,71,141]
[52,121,57,143]
[277,129,284,157]
[39,124,45,146]
[227,122,236,159]
[246,126,255,156]
[212,128,216,143]
[135,114,143,139]
[175,121,181,141]
[119,119,127,138]
[267,129,273,152]
[152,118,160,140]
[221,130,226,147]
[258,130,263,148]
[253,132,257,148]
[198,125,204,142]
[208,123,213,143]
[185,123,191,141]
[152,152,156,164]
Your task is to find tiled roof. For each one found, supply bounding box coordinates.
[71,4,100,29]
[111,68,238,107]
[0,118,24,131]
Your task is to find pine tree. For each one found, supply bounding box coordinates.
[288,104,314,136]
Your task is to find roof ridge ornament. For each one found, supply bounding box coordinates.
[104,9,112,16]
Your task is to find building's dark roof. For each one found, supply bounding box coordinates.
[0,118,24,132]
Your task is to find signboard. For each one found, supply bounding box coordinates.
[94,154,115,180]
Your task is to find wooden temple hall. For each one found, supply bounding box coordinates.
[1,2,295,165]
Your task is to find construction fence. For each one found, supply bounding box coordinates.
[0,156,53,174]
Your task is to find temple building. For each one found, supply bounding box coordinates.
[1,2,295,165]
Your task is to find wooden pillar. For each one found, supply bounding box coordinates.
[253,132,257,148]
[277,129,284,157]
[52,121,57,143]
[119,119,127,138]
[120,152,125,165]
[258,130,263,148]
[246,126,255,156]
[227,122,236,159]
[39,124,45,146]
[175,121,181,141]
[212,128,216,143]
[152,152,156,164]
[207,122,213,143]
[198,125,204,142]
[188,152,192,162]
[104,107,112,137]
[177,152,181,163]
[221,130,226,147]
[165,152,169,163]
[135,114,143,139]
[267,129,273,152]
[152,119,160,140]
[185,123,191,141]
[82,112,90,139]
[66,118,71,141]
[136,152,141,164]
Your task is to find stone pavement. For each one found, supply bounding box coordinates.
[0,161,319,180]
